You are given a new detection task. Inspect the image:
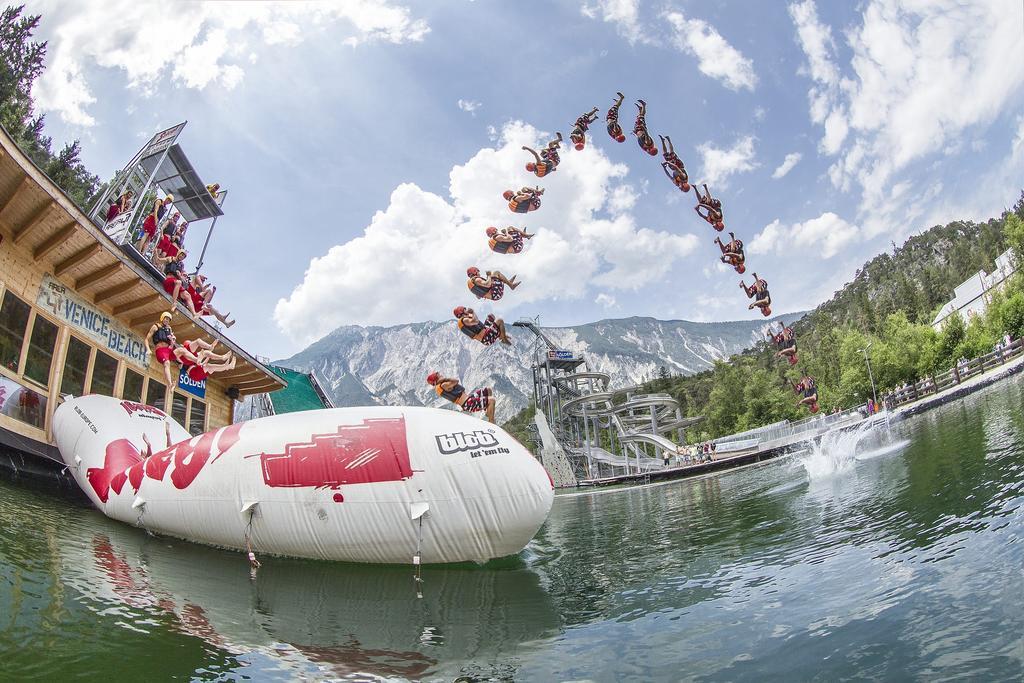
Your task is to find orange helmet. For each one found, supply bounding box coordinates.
[761,306,772,317]
[426,372,440,385]
[810,402,820,413]
[736,263,746,274]
[453,306,467,317]
[526,162,536,172]
[467,266,480,277]
[575,143,584,151]
[503,190,514,200]
[485,226,498,237]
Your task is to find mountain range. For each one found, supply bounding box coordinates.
[276,313,804,422]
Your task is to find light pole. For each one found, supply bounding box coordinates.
[860,342,878,409]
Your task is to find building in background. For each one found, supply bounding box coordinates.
[932,249,1016,331]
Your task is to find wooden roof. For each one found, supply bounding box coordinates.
[0,129,286,397]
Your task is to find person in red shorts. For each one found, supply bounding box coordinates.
[522,132,562,178]
[714,232,745,273]
[695,183,725,231]
[105,189,134,223]
[187,273,234,327]
[162,252,200,316]
[570,107,599,150]
[177,339,236,382]
[454,306,511,346]
[659,135,690,192]
[633,99,658,156]
[486,226,533,254]
[503,186,544,214]
[426,371,496,423]
[740,273,772,316]
[146,312,181,388]
[138,194,174,257]
[607,92,626,143]
[467,267,519,301]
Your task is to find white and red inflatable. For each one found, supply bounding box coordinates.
[53,395,554,564]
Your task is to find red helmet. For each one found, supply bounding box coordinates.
[503,190,514,200]
[453,306,467,317]
[761,306,772,317]
[616,134,626,143]
[574,143,584,151]
[736,263,746,274]
[467,266,480,277]
[647,146,658,156]
[485,226,498,237]
[810,402,820,413]
[526,162,536,172]
[426,372,440,385]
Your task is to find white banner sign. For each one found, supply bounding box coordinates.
[37,275,149,369]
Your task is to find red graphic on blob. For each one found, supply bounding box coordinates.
[260,417,412,491]
[87,439,143,503]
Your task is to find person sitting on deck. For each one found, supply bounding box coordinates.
[454,306,511,346]
[152,224,179,269]
[714,232,745,273]
[426,371,496,423]
[466,267,519,301]
[606,92,626,143]
[740,273,771,316]
[138,194,174,257]
[486,226,533,254]
[162,252,201,316]
[694,184,725,231]
[794,376,819,412]
[570,107,599,150]
[503,186,544,213]
[523,133,562,177]
[187,273,234,328]
[633,99,658,156]
[105,189,134,223]
[206,183,222,199]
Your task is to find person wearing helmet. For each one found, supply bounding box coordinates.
[504,186,544,213]
[426,372,496,423]
[659,135,690,192]
[162,251,201,316]
[106,189,134,223]
[570,107,599,150]
[176,338,236,382]
[523,132,562,178]
[740,273,771,316]
[187,273,235,328]
[714,232,745,273]
[467,267,519,301]
[794,376,818,412]
[138,194,174,256]
[486,226,533,254]
[454,306,511,346]
[633,99,658,156]
[606,92,626,143]
[145,311,197,388]
[694,183,725,231]
[777,324,798,365]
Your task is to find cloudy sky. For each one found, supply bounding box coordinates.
[28,0,1024,359]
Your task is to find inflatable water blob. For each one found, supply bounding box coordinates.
[53,395,554,564]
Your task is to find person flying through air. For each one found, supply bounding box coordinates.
[740,273,772,317]
[466,267,519,301]
[570,107,599,150]
[633,99,658,156]
[714,232,745,273]
[606,92,626,143]
[486,226,534,254]
[503,186,544,213]
[426,372,496,423]
[694,183,725,231]
[454,306,512,346]
[659,135,690,192]
[523,133,562,178]
[794,376,819,413]
[771,323,798,365]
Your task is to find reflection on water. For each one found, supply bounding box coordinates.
[2,375,1024,680]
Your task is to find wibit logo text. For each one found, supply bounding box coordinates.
[435,430,500,455]
[120,400,165,418]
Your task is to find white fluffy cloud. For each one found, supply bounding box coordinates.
[696,135,759,188]
[663,11,757,91]
[457,99,482,115]
[771,152,803,179]
[750,212,859,259]
[789,0,1024,232]
[580,0,645,44]
[31,0,429,126]
[274,122,699,344]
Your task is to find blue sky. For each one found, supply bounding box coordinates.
[28,0,1024,360]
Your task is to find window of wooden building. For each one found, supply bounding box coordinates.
[188,399,207,436]
[0,290,31,372]
[122,368,145,403]
[60,336,92,398]
[91,350,118,397]
[24,316,58,387]
[146,380,166,412]
[171,392,188,427]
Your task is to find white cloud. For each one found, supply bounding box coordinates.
[771,152,803,179]
[580,0,646,44]
[663,11,757,91]
[788,0,1024,234]
[31,0,429,126]
[696,135,759,188]
[274,121,699,344]
[749,213,859,259]
[595,293,618,309]
[457,99,482,116]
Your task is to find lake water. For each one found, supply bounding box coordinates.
[2,377,1023,681]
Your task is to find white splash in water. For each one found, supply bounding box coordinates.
[800,417,880,478]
